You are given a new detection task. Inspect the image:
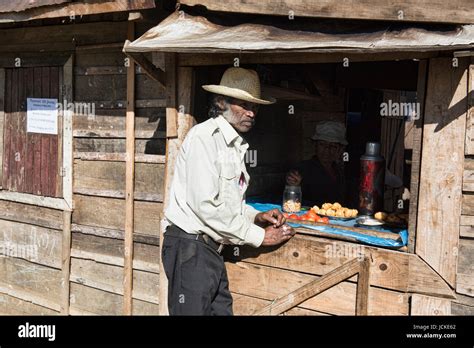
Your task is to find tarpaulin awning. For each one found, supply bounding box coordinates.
[123,11,474,54]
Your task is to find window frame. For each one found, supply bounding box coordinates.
[0,55,73,211]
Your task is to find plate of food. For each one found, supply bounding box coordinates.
[355,216,385,227]
[312,202,358,221]
[374,212,408,228]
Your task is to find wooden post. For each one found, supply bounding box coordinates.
[407,60,428,253]
[416,57,468,286]
[0,68,4,189]
[355,257,370,316]
[123,20,136,315]
[60,55,74,315]
[159,64,196,315]
[61,210,72,315]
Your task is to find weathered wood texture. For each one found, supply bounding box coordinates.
[408,60,427,252]
[464,64,474,154]
[181,0,474,24]
[411,294,451,315]
[69,283,159,315]
[73,160,164,202]
[232,293,330,316]
[0,219,62,268]
[456,239,474,297]
[227,261,408,315]
[0,257,62,312]
[72,195,162,237]
[0,199,63,230]
[416,57,468,287]
[0,0,155,23]
[70,258,159,304]
[71,233,159,274]
[253,258,371,316]
[224,235,454,299]
[0,293,58,315]
[0,68,4,188]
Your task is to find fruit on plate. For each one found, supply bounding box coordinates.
[286,211,329,224]
[312,203,358,218]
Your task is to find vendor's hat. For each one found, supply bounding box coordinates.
[311,121,348,145]
[202,67,276,105]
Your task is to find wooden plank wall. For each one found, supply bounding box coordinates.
[457,60,474,315]
[0,18,165,315]
[225,234,443,315]
[415,57,467,290]
[70,36,165,314]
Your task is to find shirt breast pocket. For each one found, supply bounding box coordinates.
[219,165,240,204]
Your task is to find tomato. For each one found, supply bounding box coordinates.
[307,211,318,219]
[299,214,308,221]
[307,217,316,222]
[321,217,329,224]
[282,213,289,218]
[288,214,298,220]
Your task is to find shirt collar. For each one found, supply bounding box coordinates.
[214,115,241,146]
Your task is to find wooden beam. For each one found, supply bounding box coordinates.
[355,257,370,316]
[181,0,474,24]
[464,64,474,154]
[178,51,440,67]
[165,54,178,138]
[408,60,428,253]
[0,68,4,189]
[416,57,468,286]
[63,55,74,210]
[0,0,155,23]
[73,152,165,164]
[123,21,136,316]
[61,210,72,315]
[126,51,166,88]
[0,191,70,211]
[254,258,362,315]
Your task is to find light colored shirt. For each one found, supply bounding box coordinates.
[164,115,265,247]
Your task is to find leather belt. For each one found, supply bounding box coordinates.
[165,224,225,254]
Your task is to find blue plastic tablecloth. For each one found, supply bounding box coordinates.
[248,202,408,248]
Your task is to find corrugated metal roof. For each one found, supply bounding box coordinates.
[124,11,474,54]
[0,0,71,13]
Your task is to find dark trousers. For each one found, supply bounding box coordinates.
[161,225,233,315]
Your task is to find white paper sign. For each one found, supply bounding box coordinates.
[27,98,58,135]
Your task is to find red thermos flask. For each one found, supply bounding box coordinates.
[359,142,385,216]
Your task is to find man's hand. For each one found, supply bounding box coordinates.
[261,224,296,246]
[255,209,286,228]
[286,170,302,186]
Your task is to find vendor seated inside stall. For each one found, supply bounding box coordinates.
[286,121,347,207]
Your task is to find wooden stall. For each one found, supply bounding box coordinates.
[124,3,474,316]
[0,0,473,317]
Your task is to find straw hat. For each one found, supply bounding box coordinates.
[311,121,348,145]
[202,67,276,105]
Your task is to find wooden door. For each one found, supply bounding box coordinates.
[2,67,62,197]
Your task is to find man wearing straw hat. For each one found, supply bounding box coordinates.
[164,67,296,315]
